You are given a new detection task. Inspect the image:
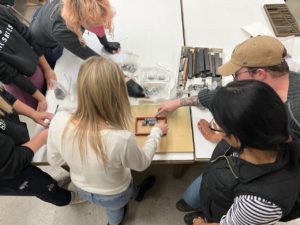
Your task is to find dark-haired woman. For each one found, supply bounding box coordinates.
[183,80,300,225]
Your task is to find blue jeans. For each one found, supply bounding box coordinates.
[78,182,138,225]
[182,175,202,209]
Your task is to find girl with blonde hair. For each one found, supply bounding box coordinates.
[47,56,168,225]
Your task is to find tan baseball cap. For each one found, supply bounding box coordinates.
[218,35,285,76]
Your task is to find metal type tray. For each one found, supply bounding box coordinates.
[176,46,223,97]
[264,4,300,37]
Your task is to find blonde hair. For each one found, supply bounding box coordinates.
[63,56,131,164]
[0,96,13,116]
[61,0,115,44]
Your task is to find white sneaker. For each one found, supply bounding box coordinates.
[69,191,87,205]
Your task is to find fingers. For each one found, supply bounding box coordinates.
[154,109,162,117]
[47,80,54,89]
[44,112,54,120]
[39,120,49,128]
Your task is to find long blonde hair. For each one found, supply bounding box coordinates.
[63,56,131,164]
[61,0,115,44]
[0,86,13,116]
[0,96,13,116]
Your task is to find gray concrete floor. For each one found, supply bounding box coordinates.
[1,0,300,224]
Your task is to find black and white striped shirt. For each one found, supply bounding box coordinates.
[220,195,282,225]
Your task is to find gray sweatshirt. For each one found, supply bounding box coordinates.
[30,0,98,60]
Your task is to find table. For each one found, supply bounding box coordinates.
[182,0,300,160]
[32,0,300,164]
[33,0,195,164]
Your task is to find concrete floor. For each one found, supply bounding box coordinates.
[1,0,300,225]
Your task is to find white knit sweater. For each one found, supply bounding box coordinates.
[47,111,162,195]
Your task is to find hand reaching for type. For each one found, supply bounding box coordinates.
[155,120,168,136]
[155,99,181,117]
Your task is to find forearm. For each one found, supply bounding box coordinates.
[32,89,46,102]
[180,95,200,107]
[38,55,52,73]
[22,130,47,153]
[12,99,36,117]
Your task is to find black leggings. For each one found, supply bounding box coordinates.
[0,165,71,206]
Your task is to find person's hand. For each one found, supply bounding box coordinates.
[104,41,120,54]
[126,79,146,98]
[193,216,206,225]
[37,99,47,112]
[32,111,54,127]
[155,99,181,117]
[197,119,222,143]
[155,120,168,136]
[44,69,57,89]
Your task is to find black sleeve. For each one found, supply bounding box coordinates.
[0,60,20,84]
[0,133,34,180]
[12,75,37,95]
[52,23,99,60]
[198,88,218,110]
[0,89,16,105]
[0,60,37,95]
[0,5,43,56]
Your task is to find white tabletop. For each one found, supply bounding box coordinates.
[33,0,194,163]
[33,0,300,163]
[181,0,300,160]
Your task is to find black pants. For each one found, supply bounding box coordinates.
[0,165,71,206]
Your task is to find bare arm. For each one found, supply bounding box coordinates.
[12,99,53,127]
[156,95,201,116]
[38,55,57,89]
[22,129,48,153]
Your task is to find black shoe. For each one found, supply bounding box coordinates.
[176,199,194,212]
[184,211,204,225]
[135,175,156,202]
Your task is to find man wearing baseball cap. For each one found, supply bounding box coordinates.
[156,35,300,140]
[156,35,300,214]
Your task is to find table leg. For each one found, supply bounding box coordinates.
[172,164,191,179]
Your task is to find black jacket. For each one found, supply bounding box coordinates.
[200,140,300,222]
[0,89,33,180]
[0,5,42,94]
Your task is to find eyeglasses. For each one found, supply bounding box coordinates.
[209,118,224,133]
[232,70,253,80]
